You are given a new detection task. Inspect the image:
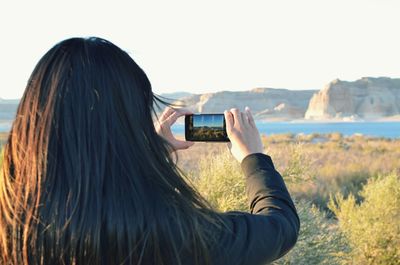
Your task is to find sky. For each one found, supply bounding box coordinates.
[193,115,224,128]
[0,0,399,99]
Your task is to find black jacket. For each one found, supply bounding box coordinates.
[209,153,300,265]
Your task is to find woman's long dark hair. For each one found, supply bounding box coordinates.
[0,37,226,265]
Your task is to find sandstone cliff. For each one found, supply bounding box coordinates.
[3,76,400,130]
[305,77,400,120]
[172,88,316,121]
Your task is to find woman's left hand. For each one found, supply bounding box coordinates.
[155,107,195,153]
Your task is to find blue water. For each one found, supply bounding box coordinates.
[171,122,400,139]
[1,121,399,139]
[0,122,12,132]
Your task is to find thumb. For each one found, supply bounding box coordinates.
[224,110,233,133]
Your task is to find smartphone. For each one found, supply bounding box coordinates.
[185,114,230,142]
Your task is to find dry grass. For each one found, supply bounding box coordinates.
[184,134,400,264]
[190,144,350,265]
[1,133,398,264]
[2,131,398,209]
[175,134,400,211]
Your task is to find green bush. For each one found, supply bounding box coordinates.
[329,173,400,265]
[281,143,313,183]
[194,150,247,212]
[194,151,348,265]
[273,200,348,265]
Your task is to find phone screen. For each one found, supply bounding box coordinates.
[185,114,230,142]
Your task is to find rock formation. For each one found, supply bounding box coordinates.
[305,77,400,120]
[173,88,316,121]
[2,76,400,130]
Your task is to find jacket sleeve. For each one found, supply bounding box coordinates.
[211,153,300,265]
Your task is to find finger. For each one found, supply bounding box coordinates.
[224,110,234,133]
[159,106,175,121]
[240,112,249,128]
[165,110,182,126]
[245,106,256,128]
[164,108,193,125]
[230,108,242,127]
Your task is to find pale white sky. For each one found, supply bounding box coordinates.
[0,0,399,99]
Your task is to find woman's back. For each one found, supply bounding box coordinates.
[0,37,299,265]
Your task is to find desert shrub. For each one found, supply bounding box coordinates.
[273,200,348,265]
[278,136,400,211]
[328,132,343,142]
[306,171,371,213]
[266,133,295,144]
[329,173,400,265]
[295,133,324,143]
[281,143,313,183]
[194,151,348,265]
[194,150,247,212]
[193,146,313,211]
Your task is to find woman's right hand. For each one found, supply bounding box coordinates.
[224,107,264,163]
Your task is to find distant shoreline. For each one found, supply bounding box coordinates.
[258,116,400,123]
[170,115,400,125]
[2,117,400,131]
[171,121,400,139]
[2,121,400,139]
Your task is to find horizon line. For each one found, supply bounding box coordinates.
[2,75,400,100]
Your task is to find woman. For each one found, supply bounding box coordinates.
[0,37,299,265]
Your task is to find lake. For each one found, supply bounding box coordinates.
[0,122,12,133]
[1,121,399,139]
[172,121,400,139]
